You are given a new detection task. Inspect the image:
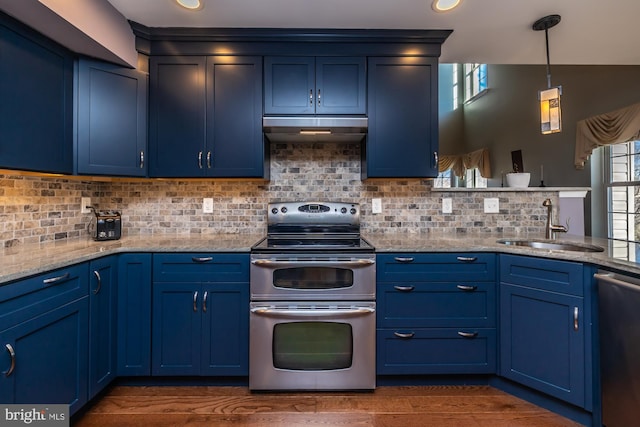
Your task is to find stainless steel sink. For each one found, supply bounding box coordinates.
[496,239,604,252]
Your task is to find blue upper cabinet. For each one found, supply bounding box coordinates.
[264,56,366,115]
[149,56,206,177]
[76,59,148,176]
[149,56,266,178]
[0,12,74,174]
[364,57,439,178]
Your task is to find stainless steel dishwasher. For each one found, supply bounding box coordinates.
[595,271,640,427]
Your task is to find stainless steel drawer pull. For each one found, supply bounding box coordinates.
[193,291,198,312]
[203,291,208,313]
[309,89,313,105]
[93,270,102,295]
[394,285,415,292]
[456,256,477,263]
[394,257,414,263]
[456,284,477,291]
[192,257,213,263]
[139,150,144,168]
[394,331,415,339]
[4,344,15,377]
[317,89,321,105]
[457,331,478,338]
[43,272,70,285]
[574,307,579,331]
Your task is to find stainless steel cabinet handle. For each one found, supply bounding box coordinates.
[192,257,213,263]
[309,89,313,105]
[198,151,203,169]
[93,270,102,295]
[394,285,415,292]
[456,284,477,291]
[207,151,212,169]
[458,331,478,338]
[203,291,208,313]
[4,344,15,377]
[394,257,414,263]
[317,89,321,106]
[193,291,198,312]
[139,150,144,168]
[393,331,415,339]
[434,151,439,168]
[43,272,70,285]
[456,256,477,263]
[574,307,579,331]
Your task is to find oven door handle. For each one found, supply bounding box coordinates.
[251,259,375,268]
[251,306,375,318]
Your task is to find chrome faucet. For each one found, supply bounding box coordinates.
[542,199,568,239]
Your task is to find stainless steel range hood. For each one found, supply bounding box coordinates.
[263,116,367,143]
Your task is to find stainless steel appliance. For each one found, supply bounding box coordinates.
[595,271,640,427]
[250,201,376,391]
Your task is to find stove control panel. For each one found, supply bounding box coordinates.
[268,201,359,226]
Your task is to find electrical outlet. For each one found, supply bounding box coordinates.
[442,198,452,214]
[203,198,214,213]
[484,198,500,213]
[81,197,92,214]
[372,198,382,214]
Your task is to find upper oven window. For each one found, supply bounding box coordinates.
[273,267,354,290]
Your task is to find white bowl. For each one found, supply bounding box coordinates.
[506,173,530,188]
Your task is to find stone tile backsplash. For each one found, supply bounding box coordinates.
[0,142,558,247]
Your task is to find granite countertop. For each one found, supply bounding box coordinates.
[2,231,640,284]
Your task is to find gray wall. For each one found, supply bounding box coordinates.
[441,65,640,188]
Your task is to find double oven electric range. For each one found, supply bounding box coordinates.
[249,201,376,391]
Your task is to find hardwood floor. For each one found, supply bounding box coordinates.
[73,385,582,426]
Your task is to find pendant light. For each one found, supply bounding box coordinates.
[533,14,562,135]
[176,0,202,10]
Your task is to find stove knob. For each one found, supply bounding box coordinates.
[350,208,357,215]
[281,207,288,214]
[271,208,278,214]
[340,207,347,214]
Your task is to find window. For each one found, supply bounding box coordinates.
[452,63,488,109]
[433,169,453,188]
[465,168,487,188]
[433,168,486,189]
[463,63,488,103]
[606,141,640,258]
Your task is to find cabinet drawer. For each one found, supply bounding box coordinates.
[152,253,249,282]
[500,254,584,296]
[377,282,495,328]
[0,263,89,328]
[377,253,496,282]
[377,328,496,375]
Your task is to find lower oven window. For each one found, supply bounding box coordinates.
[273,267,353,290]
[273,322,353,370]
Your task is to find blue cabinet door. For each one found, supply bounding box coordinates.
[0,13,73,174]
[206,56,265,178]
[149,56,206,177]
[201,283,249,376]
[500,283,585,407]
[365,57,438,178]
[76,59,148,176]
[264,56,366,115]
[0,298,89,415]
[88,256,117,399]
[117,254,152,376]
[151,283,202,376]
[264,57,315,115]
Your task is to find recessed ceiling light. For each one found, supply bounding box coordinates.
[432,0,462,12]
[176,0,202,10]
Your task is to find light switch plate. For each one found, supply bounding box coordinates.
[372,198,382,214]
[203,198,214,213]
[442,198,452,214]
[484,198,499,213]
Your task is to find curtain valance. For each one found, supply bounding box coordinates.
[439,148,491,178]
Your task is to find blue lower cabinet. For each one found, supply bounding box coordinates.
[151,281,249,376]
[88,256,118,399]
[500,283,586,407]
[117,254,152,376]
[0,297,89,415]
[377,328,496,375]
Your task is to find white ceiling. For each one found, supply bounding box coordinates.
[106,0,640,65]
